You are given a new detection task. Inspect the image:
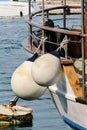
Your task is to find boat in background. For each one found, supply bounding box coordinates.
[0,0,40,17]
[10,0,87,129]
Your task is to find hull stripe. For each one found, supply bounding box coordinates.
[62,116,87,130]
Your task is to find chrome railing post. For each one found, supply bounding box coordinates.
[29,0,32,49]
[63,0,66,28]
[42,0,45,53]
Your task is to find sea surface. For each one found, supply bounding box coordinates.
[0,15,81,130]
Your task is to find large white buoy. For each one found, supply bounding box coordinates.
[31,51,62,86]
[11,61,47,100]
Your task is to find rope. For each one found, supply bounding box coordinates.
[31,32,60,46]
[30,33,40,41]
[30,32,70,54]
[34,36,47,54]
[57,35,70,51]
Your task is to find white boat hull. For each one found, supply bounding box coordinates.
[0,1,40,17]
[29,52,86,129]
[49,73,87,130]
[0,1,28,17]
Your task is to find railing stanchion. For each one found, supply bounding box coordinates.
[29,0,32,49]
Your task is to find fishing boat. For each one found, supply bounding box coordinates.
[0,0,40,17]
[10,0,87,129]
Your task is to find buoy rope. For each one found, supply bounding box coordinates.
[57,35,70,51]
[30,32,60,46]
[34,36,47,54]
[29,32,70,54]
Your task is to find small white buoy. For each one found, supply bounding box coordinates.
[31,52,62,86]
[11,61,47,100]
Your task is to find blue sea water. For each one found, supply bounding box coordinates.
[0,17,68,130]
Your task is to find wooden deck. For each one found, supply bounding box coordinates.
[61,58,83,97]
[62,61,83,97]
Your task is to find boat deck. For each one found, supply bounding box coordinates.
[61,59,83,97]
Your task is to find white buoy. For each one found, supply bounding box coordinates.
[31,52,62,86]
[11,61,47,100]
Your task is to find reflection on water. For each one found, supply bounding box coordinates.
[0,122,32,130]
